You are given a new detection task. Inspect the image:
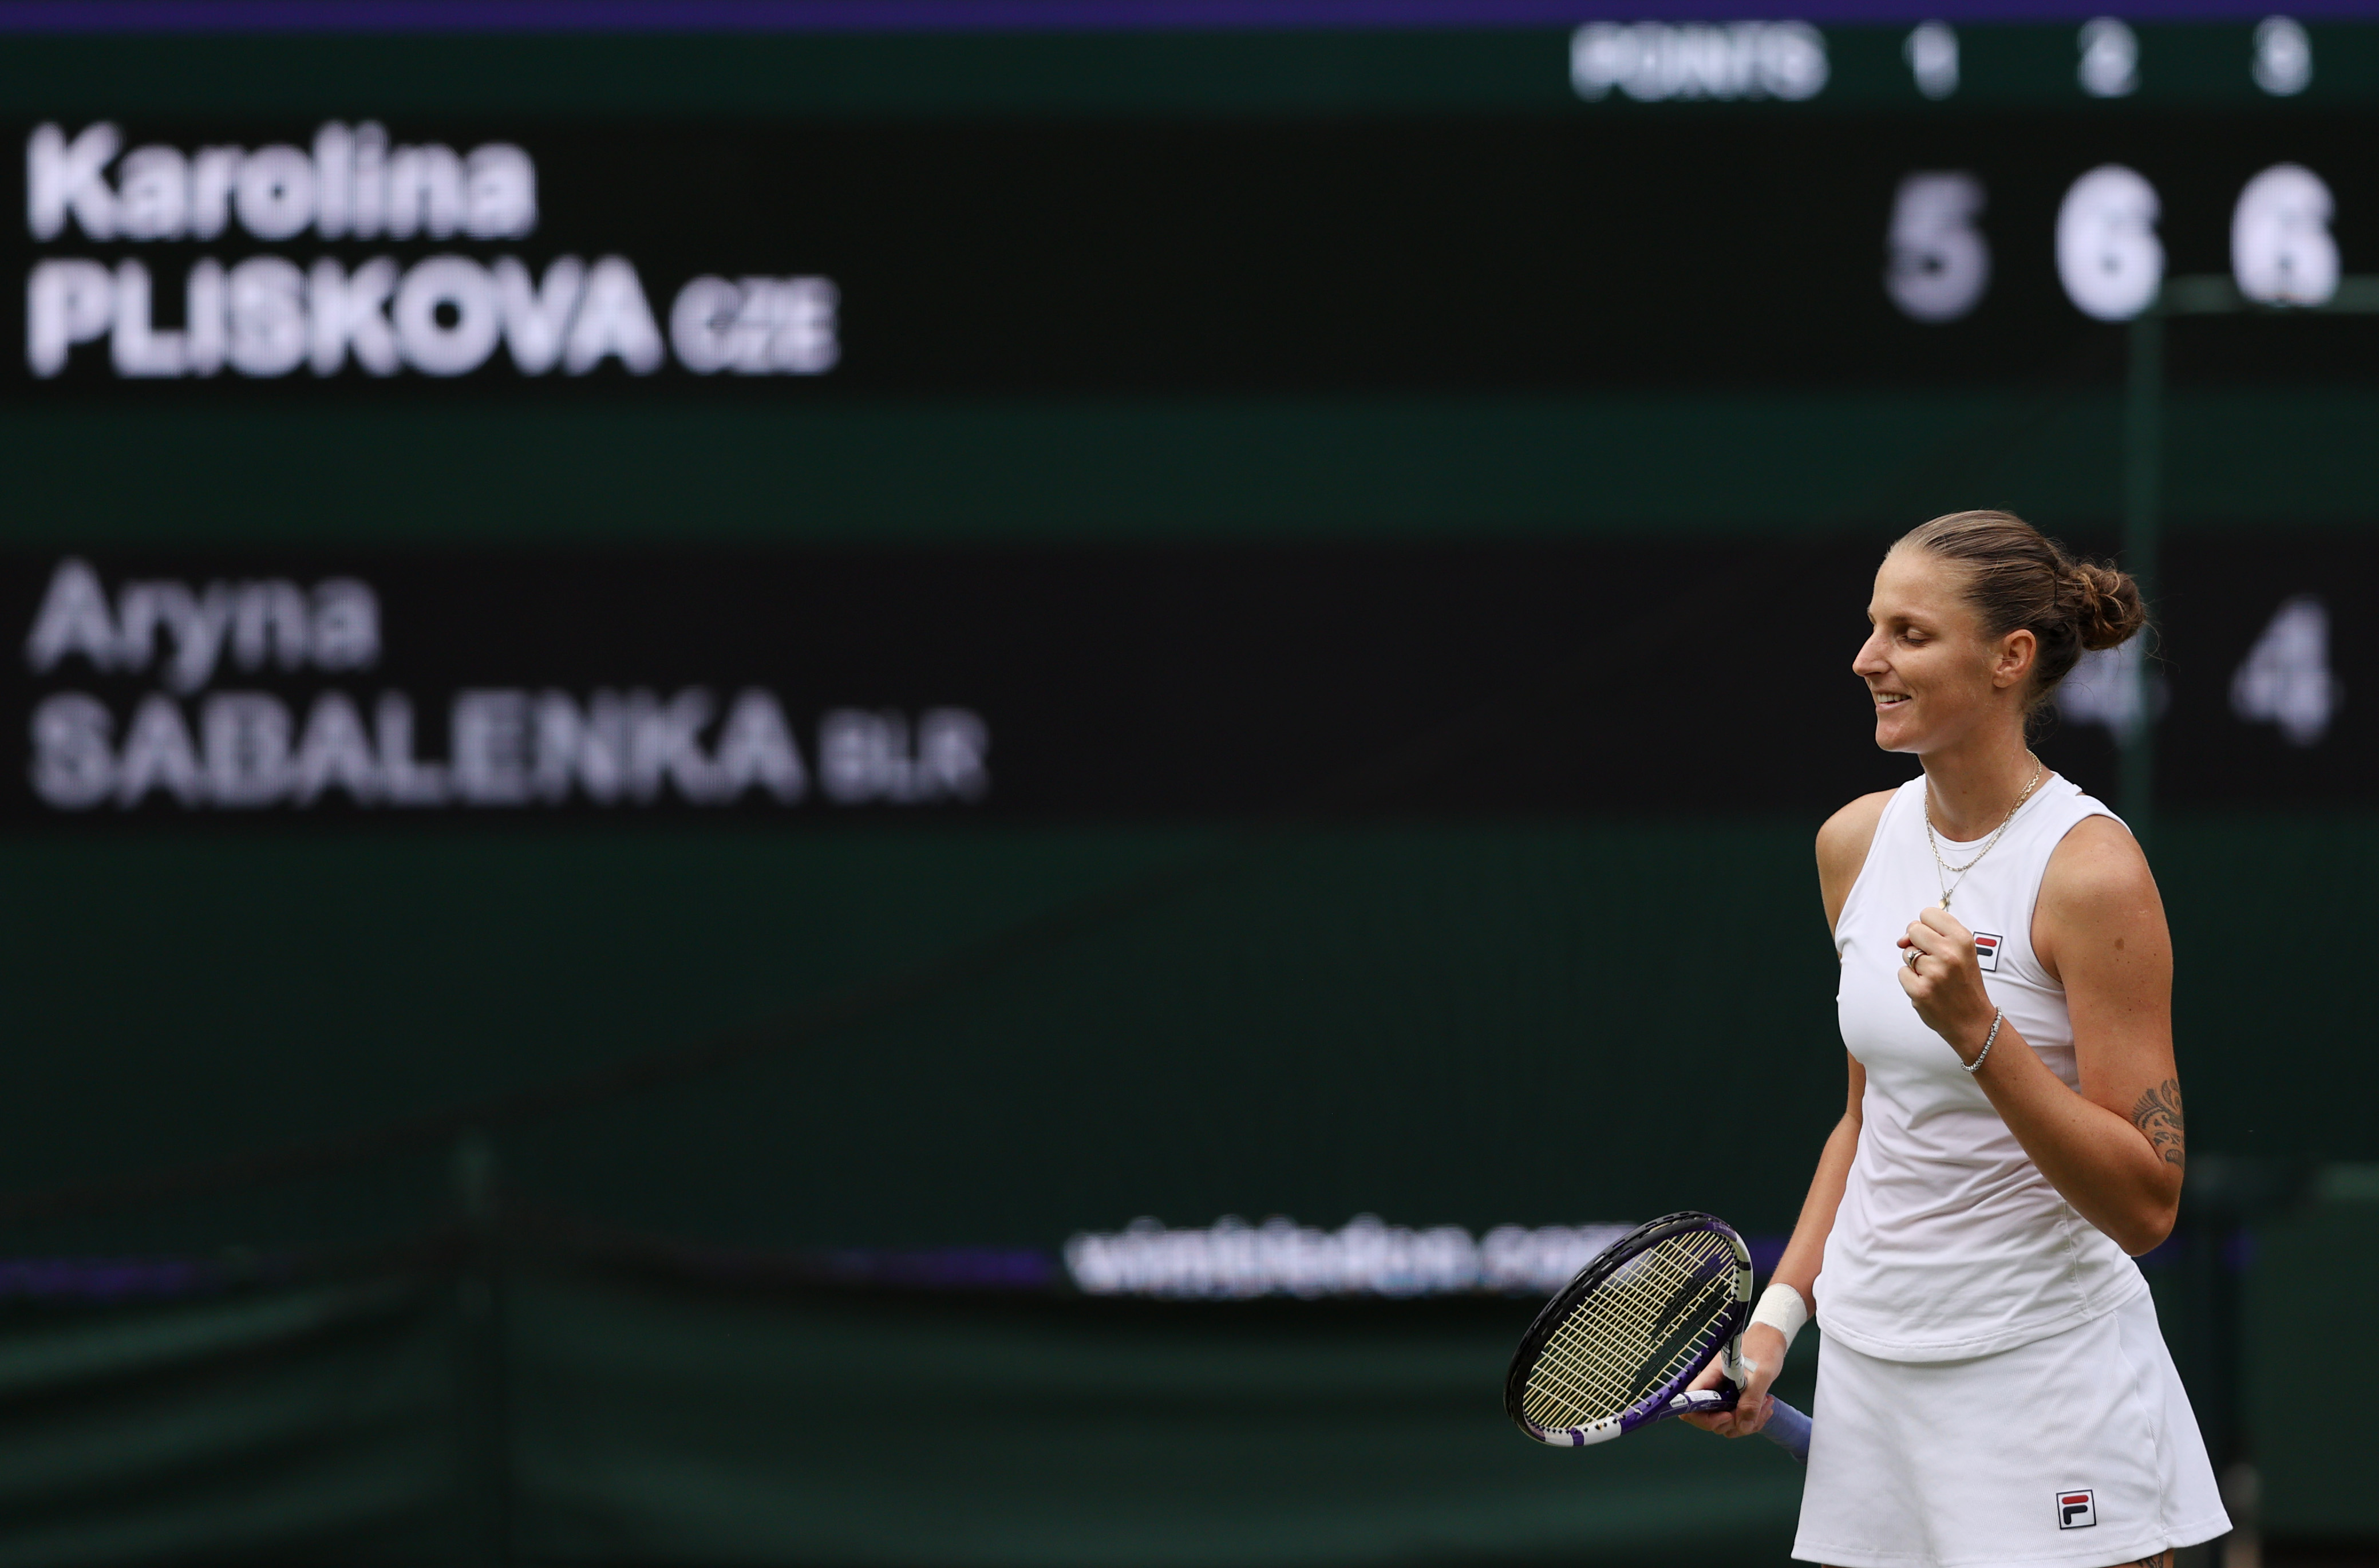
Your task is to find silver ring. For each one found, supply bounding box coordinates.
[1904,948,1922,969]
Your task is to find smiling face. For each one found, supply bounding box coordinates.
[1854,545,2036,755]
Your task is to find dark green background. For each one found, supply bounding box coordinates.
[3,812,2369,1259]
[2,23,2374,1564]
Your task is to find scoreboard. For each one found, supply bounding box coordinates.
[11,17,2379,402]
[10,102,2379,398]
[1,532,2369,826]
[2,17,2377,1254]
[4,17,2378,823]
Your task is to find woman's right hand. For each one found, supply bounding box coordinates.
[1678,1322,1785,1438]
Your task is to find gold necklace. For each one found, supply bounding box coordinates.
[1923,756,2045,910]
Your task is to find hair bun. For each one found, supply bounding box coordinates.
[2070,560,2147,651]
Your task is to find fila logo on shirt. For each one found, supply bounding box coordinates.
[2057,1490,2097,1530]
[1972,932,2004,973]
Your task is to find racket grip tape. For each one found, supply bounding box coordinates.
[1761,1398,1812,1464]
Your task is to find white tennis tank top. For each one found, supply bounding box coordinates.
[1820,772,2147,1362]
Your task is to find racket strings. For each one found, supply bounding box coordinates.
[1530,1286,1715,1421]
[1521,1231,1736,1430]
[1526,1242,1728,1425]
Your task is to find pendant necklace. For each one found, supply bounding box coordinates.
[1923,756,2045,910]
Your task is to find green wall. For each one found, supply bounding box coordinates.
[4,813,2373,1258]
[3,390,2374,550]
[0,1251,1823,1567]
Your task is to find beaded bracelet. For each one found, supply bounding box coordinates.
[1963,1008,2004,1074]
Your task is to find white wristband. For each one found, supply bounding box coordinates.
[1748,1282,1809,1356]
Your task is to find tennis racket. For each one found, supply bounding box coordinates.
[1503,1210,1812,1463]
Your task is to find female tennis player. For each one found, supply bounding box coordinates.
[1683,511,2226,1567]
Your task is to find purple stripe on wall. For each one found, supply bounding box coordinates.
[3,0,2379,34]
[0,1257,225,1300]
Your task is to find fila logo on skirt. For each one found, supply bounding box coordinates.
[1972,932,2003,973]
[2057,1490,2097,1530]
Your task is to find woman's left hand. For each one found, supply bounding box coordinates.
[1897,907,1997,1063]
[1677,1324,1785,1439]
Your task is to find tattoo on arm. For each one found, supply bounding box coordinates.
[2130,1079,2186,1169]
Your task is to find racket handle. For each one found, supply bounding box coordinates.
[1761,1398,1811,1464]
[1661,1387,1812,1463]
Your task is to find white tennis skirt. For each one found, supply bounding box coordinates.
[1792,1290,2230,1568]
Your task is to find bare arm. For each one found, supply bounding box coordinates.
[1688,791,1887,1439]
[1767,1067,1861,1314]
[1896,815,2183,1255]
[1766,790,1894,1306]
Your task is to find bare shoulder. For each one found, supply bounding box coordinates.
[2040,814,2161,914]
[1816,789,1896,933]
[2037,814,2170,982]
[1816,790,1895,884]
